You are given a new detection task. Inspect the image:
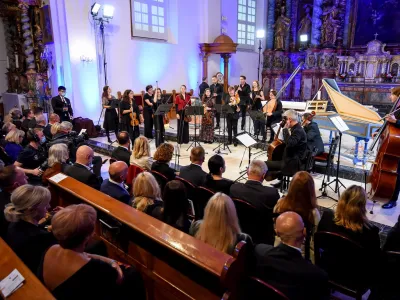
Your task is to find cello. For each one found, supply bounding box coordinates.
[267,117,287,161]
[368,95,400,201]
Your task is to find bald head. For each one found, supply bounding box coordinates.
[275,212,305,247]
[109,161,128,183]
[76,145,94,166]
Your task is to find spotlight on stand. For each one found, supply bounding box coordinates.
[91,2,101,16]
[103,5,115,19]
[256,30,265,82]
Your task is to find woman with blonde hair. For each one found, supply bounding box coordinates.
[4,129,25,162]
[50,122,61,136]
[189,193,252,254]
[132,172,163,219]
[318,185,380,253]
[42,144,71,185]
[130,136,151,170]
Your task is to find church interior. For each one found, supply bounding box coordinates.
[0,0,400,299]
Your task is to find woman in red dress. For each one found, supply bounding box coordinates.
[175,85,192,144]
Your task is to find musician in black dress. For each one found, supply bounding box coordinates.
[102,86,119,144]
[154,88,169,147]
[251,80,265,140]
[51,86,73,122]
[210,75,223,129]
[143,85,154,139]
[237,75,251,130]
[120,90,143,144]
[175,85,192,144]
[225,86,240,146]
[199,88,215,144]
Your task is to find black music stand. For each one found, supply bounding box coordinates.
[213,104,231,154]
[318,115,348,201]
[234,132,258,182]
[186,106,204,151]
[154,103,172,147]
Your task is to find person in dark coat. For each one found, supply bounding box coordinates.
[28,107,44,129]
[43,113,60,141]
[237,75,251,130]
[102,86,119,144]
[111,131,131,166]
[179,146,207,186]
[119,90,142,145]
[255,212,330,300]
[100,161,130,205]
[21,109,33,132]
[51,86,73,122]
[302,113,324,155]
[209,75,223,129]
[198,77,209,99]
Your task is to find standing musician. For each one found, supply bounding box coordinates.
[209,75,223,129]
[199,88,215,144]
[250,80,266,140]
[225,86,240,147]
[101,86,119,144]
[237,75,252,130]
[265,109,307,179]
[301,113,324,155]
[51,86,73,122]
[263,89,283,143]
[153,88,169,147]
[143,85,155,139]
[120,89,143,145]
[199,77,209,99]
[175,85,192,144]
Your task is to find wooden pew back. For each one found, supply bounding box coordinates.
[48,175,247,300]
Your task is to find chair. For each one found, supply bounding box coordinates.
[151,170,168,192]
[126,164,145,186]
[175,176,197,218]
[313,136,339,181]
[238,276,290,300]
[314,231,372,300]
[193,186,215,220]
[232,198,275,245]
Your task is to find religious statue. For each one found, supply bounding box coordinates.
[298,5,312,41]
[321,0,341,47]
[273,6,291,51]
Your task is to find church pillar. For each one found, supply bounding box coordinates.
[19,1,35,71]
[221,54,231,92]
[343,0,352,47]
[266,0,275,49]
[285,0,292,51]
[290,0,299,51]
[310,0,323,47]
[200,52,210,81]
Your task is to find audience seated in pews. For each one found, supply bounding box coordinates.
[64,145,103,190]
[0,165,28,237]
[4,185,56,272]
[179,146,207,186]
[1,122,17,148]
[254,212,329,300]
[4,129,25,163]
[132,172,163,219]
[34,114,47,130]
[42,144,71,185]
[162,180,190,233]
[101,161,131,205]
[190,193,252,254]
[50,121,73,142]
[38,204,146,300]
[50,122,61,136]
[317,185,380,254]
[151,143,176,181]
[43,113,60,140]
[130,135,151,170]
[21,109,33,132]
[111,131,131,166]
[204,154,233,194]
[274,171,320,260]
[28,107,44,129]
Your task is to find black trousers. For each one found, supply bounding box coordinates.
[240,105,247,129]
[215,112,221,127]
[143,110,154,139]
[391,160,400,202]
[254,120,266,140]
[266,118,275,141]
[227,116,238,144]
[265,160,284,180]
[177,111,189,144]
[154,116,165,147]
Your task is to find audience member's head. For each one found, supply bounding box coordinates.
[132,172,161,212]
[49,113,60,124]
[58,121,73,134]
[278,171,317,225]
[153,143,174,163]
[132,136,151,159]
[117,131,130,148]
[33,107,43,117]
[2,122,16,134]
[51,204,96,250]
[5,129,24,145]
[26,128,44,145]
[208,154,226,176]
[109,161,128,184]
[0,165,28,192]
[23,109,33,120]
[4,185,50,224]
[275,211,305,249]
[35,114,47,127]
[335,185,369,232]
[190,146,205,165]
[58,86,66,96]
[75,145,94,167]
[162,180,188,228]
[50,123,61,136]
[283,109,299,128]
[48,144,69,167]
[247,160,267,182]
[195,193,241,253]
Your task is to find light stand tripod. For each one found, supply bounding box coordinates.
[186,106,204,151]
[213,104,230,154]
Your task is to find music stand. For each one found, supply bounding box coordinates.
[234,132,258,182]
[154,103,172,147]
[318,114,348,201]
[186,106,204,151]
[213,104,231,154]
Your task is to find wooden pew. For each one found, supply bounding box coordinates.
[0,238,54,300]
[48,175,247,300]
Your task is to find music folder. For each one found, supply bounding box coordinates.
[154,104,172,116]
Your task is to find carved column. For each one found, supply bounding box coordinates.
[290,0,299,51]
[200,52,210,80]
[336,0,346,48]
[343,0,352,47]
[266,0,275,49]
[310,0,323,47]
[19,1,35,70]
[285,0,292,51]
[221,54,231,92]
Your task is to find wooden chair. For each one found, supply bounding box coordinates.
[238,276,290,300]
[193,186,215,220]
[126,164,145,189]
[232,198,275,245]
[174,176,197,218]
[314,231,372,300]
[151,170,169,192]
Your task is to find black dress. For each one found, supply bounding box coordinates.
[151,161,176,181]
[119,100,140,144]
[102,96,119,138]
[143,93,154,139]
[154,96,168,147]
[251,90,265,139]
[176,93,191,144]
[225,94,239,144]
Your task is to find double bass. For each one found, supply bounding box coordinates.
[368,95,400,201]
[267,117,287,161]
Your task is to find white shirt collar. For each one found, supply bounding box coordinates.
[284,243,302,253]
[76,162,91,170]
[109,178,125,188]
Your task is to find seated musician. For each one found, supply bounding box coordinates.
[301,113,324,155]
[263,89,283,143]
[265,109,307,179]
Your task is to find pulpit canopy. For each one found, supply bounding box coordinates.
[199,34,238,54]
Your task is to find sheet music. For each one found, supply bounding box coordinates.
[272,123,284,140]
[261,100,268,107]
[236,133,257,147]
[330,116,349,132]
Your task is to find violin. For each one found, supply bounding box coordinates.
[203,97,213,125]
[129,100,140,126]
[179,93,192,123]
[301,111,316,127]
[267,116,287,161]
